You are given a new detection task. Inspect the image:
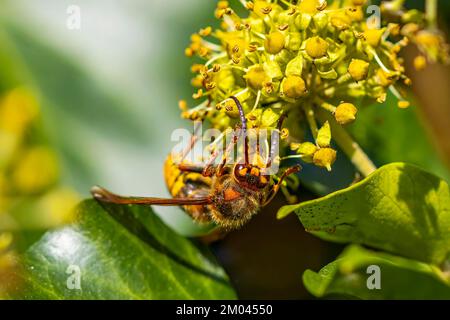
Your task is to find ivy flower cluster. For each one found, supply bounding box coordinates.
[0,88,79,294]
[180,0,448,174]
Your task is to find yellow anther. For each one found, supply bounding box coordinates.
[192,89,204,99]
[253,1,273,17]
[185,47,194,57]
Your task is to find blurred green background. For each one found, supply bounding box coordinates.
[1,0,449,299]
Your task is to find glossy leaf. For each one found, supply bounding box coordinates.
[303,245,450,299]
[10,200,236,299]
[279,163,450,264]
[350,94,450,182]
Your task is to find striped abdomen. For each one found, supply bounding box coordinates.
[163,155,213,223]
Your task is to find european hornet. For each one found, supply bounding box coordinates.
[91,96,301,230]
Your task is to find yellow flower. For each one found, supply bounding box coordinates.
[182,0,449,173]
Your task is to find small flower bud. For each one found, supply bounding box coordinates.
[313,147,337,171]
[185,47,194,57]
[178,100,188,111]
[281,75,307,99]
[305,36,329,59]
[264,32,285,55]
[348,59,369,81]
[397,101,410,109]
[335,103,357,125]
[316,121,331,148]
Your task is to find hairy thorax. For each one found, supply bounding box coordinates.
[209,174,268,229]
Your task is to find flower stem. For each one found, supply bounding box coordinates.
[316,109,377,177]
[426,0,438,30]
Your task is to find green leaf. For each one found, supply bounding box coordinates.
[278,162,450,264]
[10,200,236,299]
[350,93,450,182]
[303,245,450,299]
